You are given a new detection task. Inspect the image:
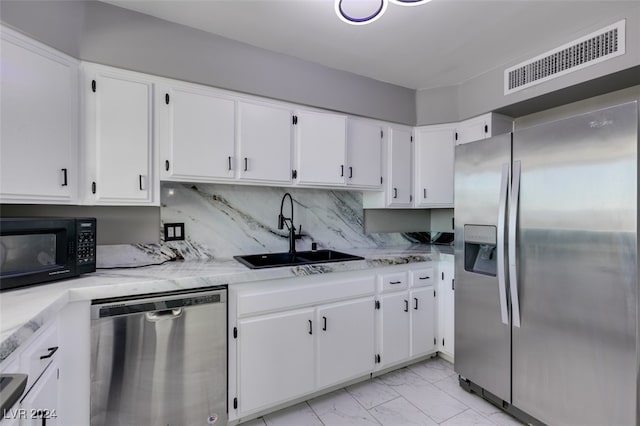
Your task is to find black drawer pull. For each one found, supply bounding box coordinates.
[308,319,312,335]
[349,166,353,178]
[61,168,68,187]
[404,300,409,312]
[414,297,419,310]
[389,280,402,285]
[40,346,58,360]
[419,276,430,280]
[322,316,327,331]
[244,158,248,172]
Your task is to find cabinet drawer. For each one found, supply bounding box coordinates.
[378,272,408,293]
[19,323,58,392]
[410,268,435,287]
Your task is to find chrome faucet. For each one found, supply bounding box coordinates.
[278,192,302,254]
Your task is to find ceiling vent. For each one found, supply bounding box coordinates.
[504,20,625,95]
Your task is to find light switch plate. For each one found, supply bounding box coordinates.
[164,223,185,241]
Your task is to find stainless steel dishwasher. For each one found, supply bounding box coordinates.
[90,286,227,426]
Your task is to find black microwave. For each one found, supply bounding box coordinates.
[0,217,97,291]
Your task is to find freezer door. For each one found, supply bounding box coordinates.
[512,101,638,426]
[454,133,512,403]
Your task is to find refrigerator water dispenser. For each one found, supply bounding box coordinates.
[464,225,497,276]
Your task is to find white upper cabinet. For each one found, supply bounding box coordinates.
[387,126,413,207]
[237,101,293,184]
[159,83,236,182]
[82,64,157,205]
[295,110,347,186]
[346,119,383,189]
[0,27,79,204]
[455,112,513,145]
[414,124,456,208]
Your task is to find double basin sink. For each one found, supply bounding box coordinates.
[234,249,364,269]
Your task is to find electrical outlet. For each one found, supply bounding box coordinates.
[164,223,185,241]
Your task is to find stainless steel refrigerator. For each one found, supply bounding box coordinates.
[454,97,638,426]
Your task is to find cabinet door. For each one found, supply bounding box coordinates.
[414,125,455,207]
[296,111,346,186]
[237,101,293,184]
[0,28,78,204]
[410,287,436,357]
[316,297,375,389]
[379,292,410,367]
[438,262,455,358]
[85,66,154,204]
[346,119,382,188]
[160,85,235,181]
[388,127,413,207]
[455,116,487,145]
[20,362,59,426]
[238,308,314,414]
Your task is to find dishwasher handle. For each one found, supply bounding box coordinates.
[146,308,183,322]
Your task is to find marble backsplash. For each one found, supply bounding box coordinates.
[97,183,430,267]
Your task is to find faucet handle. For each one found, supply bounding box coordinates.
[296,224,303,239]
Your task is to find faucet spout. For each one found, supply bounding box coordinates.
[278,193,298,255]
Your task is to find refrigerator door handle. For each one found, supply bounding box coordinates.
[509,160,522,327]
[497,163,510,325]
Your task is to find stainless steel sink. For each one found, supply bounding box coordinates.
[234,249,364,269]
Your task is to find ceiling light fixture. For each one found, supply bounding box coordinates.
[336,0,431,25]
[389,0,433,5]
[335,0,388,26]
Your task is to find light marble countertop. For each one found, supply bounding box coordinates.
[0,244,453,363]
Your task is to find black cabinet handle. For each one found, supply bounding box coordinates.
[414,297,419,310]
[419,276,430,280]
[404,300,409,312]
[389,280,402,285]
[340,165,344,177]
[349,166,353,178]
[39,346,58,360]
[393,188,398,199]
[139,175,144,190]
[452,278,455,291]
[308,319,312,335]
[228,156,232,171]
[61,168,68,187]
[423,188,427,199]
[244,158,248,172]
[165,93,170,105]
[91,181,96,194]
[322,316,327,331]
[165,160,170,171]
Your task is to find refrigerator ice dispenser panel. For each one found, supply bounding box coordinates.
[464,225,497,276]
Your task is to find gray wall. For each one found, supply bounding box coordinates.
[0,0,416,125]
[416,2,640,125]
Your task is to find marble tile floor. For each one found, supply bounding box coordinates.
[240,357,525,426]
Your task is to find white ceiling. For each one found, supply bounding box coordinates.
[103,0,638,90]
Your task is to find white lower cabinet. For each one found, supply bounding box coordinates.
[410,287,436,357]
[378,292,411,366]
[238,308,315,414]
[19,361,59,426]
[236,296,376,415]
[437,259,455,359]
[316,298,375,389]
[0,321,60,425]
[377,269,437,369]
[234,273,377,418]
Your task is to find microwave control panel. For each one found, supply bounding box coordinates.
[76,219,96,266]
